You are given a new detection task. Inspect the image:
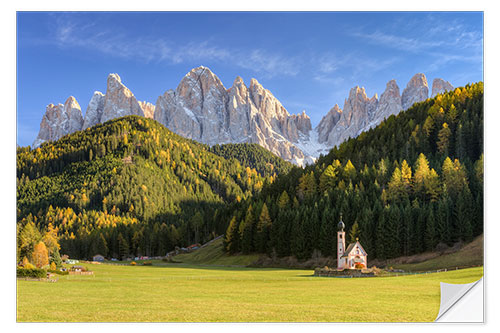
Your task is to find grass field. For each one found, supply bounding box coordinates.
[16,263,483,322]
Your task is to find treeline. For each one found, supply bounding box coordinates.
[223,83,484,260]
[16,116,289,259]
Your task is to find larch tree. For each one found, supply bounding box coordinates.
[437,123,452,154]
[33,241,49,268]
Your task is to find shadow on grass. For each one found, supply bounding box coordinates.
[111,262,291,272]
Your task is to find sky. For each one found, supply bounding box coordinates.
[16,11,483,147]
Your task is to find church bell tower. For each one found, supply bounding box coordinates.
[337,214,346,269]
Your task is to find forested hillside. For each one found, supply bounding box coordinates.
[16,116,290,260]
[210,143,293,177]
[223,83,484,261]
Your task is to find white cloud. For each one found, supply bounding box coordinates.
[236,49,300,78]
[48,19,299,79]
[351,15,482,54]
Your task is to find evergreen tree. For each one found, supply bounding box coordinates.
[277,191,290,209]
[96,233,108,257]
[224,216,239,253]
[349,221,361,243]
[319,164,338,193]
[437,123,452,154]
[425,205,436,251]
[256,203,272,253]
[240,206,255,254]
[117,233,129,259]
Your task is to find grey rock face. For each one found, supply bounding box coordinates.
[82,91,105,129]
[366,79,402,129]
[154,66,312,163]
[139,101,155,119]
[100,73,145,123]
[431,78,454,97]
[319,86,376,146]
[401,73,429,110]
[317,104,342,143]
[318,74,435,149]
[33,96,84,147]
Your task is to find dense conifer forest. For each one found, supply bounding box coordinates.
[223,83,484,260]
[16,116,291,261]
[16,82,483,264]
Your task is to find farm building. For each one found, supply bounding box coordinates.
[337,215,368,270]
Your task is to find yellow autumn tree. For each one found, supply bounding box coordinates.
[42,223,60,257]
[33,242,49,268]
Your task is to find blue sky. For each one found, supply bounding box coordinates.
[17,12,483,147]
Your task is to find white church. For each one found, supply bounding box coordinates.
[337,215,368,270]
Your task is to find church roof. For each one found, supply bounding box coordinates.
[341,240,367,258]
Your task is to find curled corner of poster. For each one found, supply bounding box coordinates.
[435,277,484,322]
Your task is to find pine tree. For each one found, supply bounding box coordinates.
[240,206,255,254]
[435,199,448,245]
[437,123,452,154]
[96,233,108,257]
[277,191,290,209]
[343,160,357,181]
[349,221,361,243]
[400,160,412,193]
[425,205,436,251]
[224,216,239,253]
[425,169,441,202]
[414,153,430,199]
[117,233,129,260]
[256,203,272,253]
[291,212,306,259]
[375,212,386,260]
[387,167,408,202]
[50,249,63,268]
[319,215,335,257]
[319,164,338,193]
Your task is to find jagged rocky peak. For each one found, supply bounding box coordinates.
[248,78,290,121]
[317,104,342,143]
[100,73,145,123]
[177,66,226,101]
[376,79,402,119]
[401,73,429,110]
[318,86,372,147]
[295,110,312,134]
[230,76,247,96]
[82,91,105,129]
[367,93,379,118]
[431,78,454,97]
[32,96,84,148]
[345,86,370,116]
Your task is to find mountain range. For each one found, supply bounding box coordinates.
[32,66,453,165]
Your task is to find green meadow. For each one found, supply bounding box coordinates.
[17,263,482,322]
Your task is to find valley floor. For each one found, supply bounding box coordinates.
[16,263,483,322]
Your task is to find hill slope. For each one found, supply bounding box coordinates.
[17,116,291,260]
[391,234,483,271]
[173,237,259,266]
